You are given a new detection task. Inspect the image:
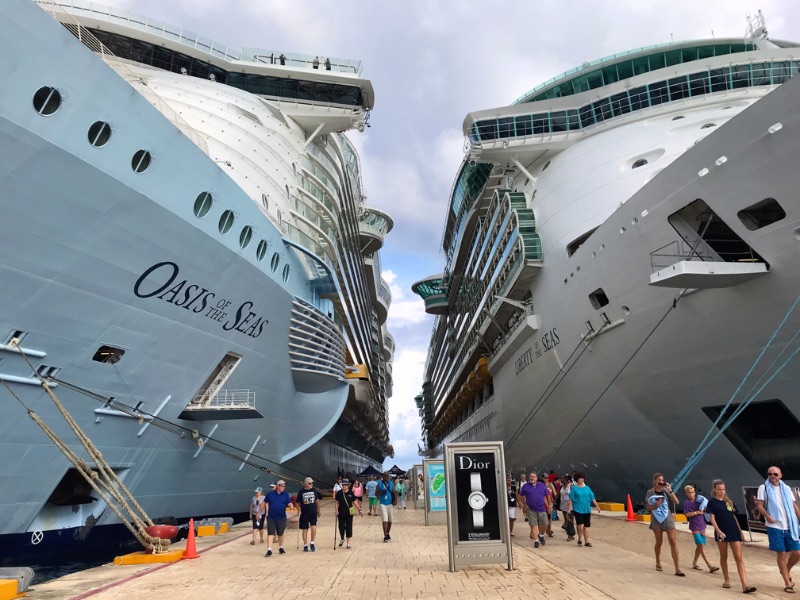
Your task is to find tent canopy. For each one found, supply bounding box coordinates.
[358,465,381,477]
[388,465,406,476]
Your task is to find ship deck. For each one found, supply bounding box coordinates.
[27,502,792,599]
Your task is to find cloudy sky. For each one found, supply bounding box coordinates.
[94,0,800,470]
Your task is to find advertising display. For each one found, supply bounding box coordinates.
[444,442,512,571]
[413,464,424,509]
[423,459,446,525]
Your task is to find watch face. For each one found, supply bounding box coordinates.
[468,491,487,510]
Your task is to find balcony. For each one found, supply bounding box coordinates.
[179,389,261,421]
[359,207,394,255]
[383,332,395,361]
[411,274,449,315]
[376,277,392,324]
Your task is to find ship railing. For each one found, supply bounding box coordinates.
[36,0,210,156]
[188,389,255,409]
[650,237,759,272]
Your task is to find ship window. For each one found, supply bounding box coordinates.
[567,226,599,257]
[737,198,786,231]
[256,239,268,261]
[672,115,685,121]
[261,193,269,210]
[589,288,609,309]
[92,345,125,364]
[88,121,112,147]
[239,226,253,248]
[542,160,551,172]
[193,192,213,218]
[702,399,800,477]
[218,210,235,234]
[632,159,648,169]
[131,150,152,173]
[33,86,62,116]
[282,264,291,282]
[270,252,280,272]
[701,123,717,129]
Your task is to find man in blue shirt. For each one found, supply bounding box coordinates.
[377,472,396,542]
[518,472,551,548]
[264,479,293,557]
[365,476,379,516]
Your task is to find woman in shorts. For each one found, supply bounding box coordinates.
[683,484,719,573]
[706,479,756,593]
[568,472,600,547]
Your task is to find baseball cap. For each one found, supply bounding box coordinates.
[341,479,350,485]
[254,486,263,493]
[276,479,286,486]
[269,482,277,488]
[304,477,314,484]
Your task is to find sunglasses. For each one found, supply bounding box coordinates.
[768,472,780,477]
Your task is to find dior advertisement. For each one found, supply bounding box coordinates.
[453,452,502,541]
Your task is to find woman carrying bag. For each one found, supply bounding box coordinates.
[334,479,362,549]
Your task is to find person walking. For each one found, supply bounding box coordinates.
[352,478,364,504]
[707,479,756,593]
[646,473,684,576]
[332,475,343,497]
[334,479,362,548]
[544,475,558,537]
[294,477,321,552]
[377,472,396,542]
[568,472,600,547]
[559,475,575,541]
[506,477,518,537]
[395,478,407,510]
[756,466,800,593]
[250,486,266,545]
[683,484,719,573]
[365,475,379,515]
[518,472,551,548]
[263,480,293,556]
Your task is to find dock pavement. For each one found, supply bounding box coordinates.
[28,504,795,599]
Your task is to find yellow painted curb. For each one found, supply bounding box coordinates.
[636,514,651,522]
[218,522,229,534]
[113,550,184,565]
[597,502,625,512]
[0,578,25,600]
[197,525,216,537]
[674,513,687,522]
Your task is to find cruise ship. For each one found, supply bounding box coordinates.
[413,16,800,504]
[0,0,394,563]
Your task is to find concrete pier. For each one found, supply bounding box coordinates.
[27,504,791,599]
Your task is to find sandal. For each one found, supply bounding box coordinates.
[585,543,593,547]
[743,587,757,594]
[692,565,702,570]
[723,583,731,589]
[710,566,720,573]
[785,587,796,594]
[675,572,685,577]
[250,541,255,545]
[577,540,582,546]
[655,565,663,572]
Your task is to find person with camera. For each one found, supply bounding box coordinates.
[646,472,684,576]
[378,471,397,542]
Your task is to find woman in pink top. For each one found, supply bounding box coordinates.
[352,478,364,501]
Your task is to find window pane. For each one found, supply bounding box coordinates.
[667,76,687,101]
[648,53,666,71]
[751,62,770,86]
[610,91,630,116]
[593,98,612,122]
[629,86,648,111]
[566,110,581,130]
[579,104,595,127]
[515,115,532,137]
[649,80,669,105]
[602,65,620,85]
[532,114,548,134]
[709,68,729,92]
[664,50,682,67]
[731,64,750,89]
[689,71,709,96]
[617,60,634,79]
[497,117,514,138]
[550,111,567,132]
[632,56,650,75]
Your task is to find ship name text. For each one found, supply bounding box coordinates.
[133,261,268,338]
[515,348,534,375]
[517,328,560,372]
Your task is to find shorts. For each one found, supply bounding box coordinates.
[380,503,393,522]
[767,527,800,553]
[693,532,706,545]
[252,515,265,530]
[508,507,516,519]
[573,511,592,527]
[369,497,378,506]
[527,511,548,528]
[267,516,287,536]
[298,514,318,530]
[649,515,676,531]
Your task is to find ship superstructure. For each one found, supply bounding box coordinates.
[414,22,800,500]
[0,0,392,562]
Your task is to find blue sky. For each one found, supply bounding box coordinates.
[93,0,800,471]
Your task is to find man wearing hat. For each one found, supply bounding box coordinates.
[294,477,322,552]
[250,486,266,545]
[264,479,293,556]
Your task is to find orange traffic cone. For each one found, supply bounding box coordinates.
[626,494,636,522]
[182,518,199,559]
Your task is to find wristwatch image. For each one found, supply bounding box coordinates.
[468,472,489,528]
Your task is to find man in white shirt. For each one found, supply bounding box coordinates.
[756,466,800,592]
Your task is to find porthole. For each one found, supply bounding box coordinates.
[701,123,717,129]
[131,150,152,173]
[239,225,253,248]
[277,210,282,225]
[542,160,551,172]
[33,86,61,116]
[632,159,648,169]
[261,193,268,210]
[193,192,213,218]
[621,305,631,316]
[671,115,685,121]
[256,239,268,261]
[270,252,280,272]
[282,264,290,282]
[88,121,112,147]
[218,209,235,234]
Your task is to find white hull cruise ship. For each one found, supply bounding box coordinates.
[0,0,394,562]
[414,18,800,505]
